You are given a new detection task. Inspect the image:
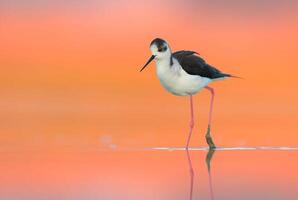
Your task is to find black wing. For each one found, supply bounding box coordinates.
[172,50,231,79]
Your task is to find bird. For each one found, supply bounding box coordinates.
[140,38,237,149]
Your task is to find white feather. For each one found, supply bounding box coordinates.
[155,57,212,96]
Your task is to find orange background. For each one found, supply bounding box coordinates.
[1,0,298,151]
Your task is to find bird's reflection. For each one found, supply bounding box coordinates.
[206,149,216,200]
[185,149,216,200]
[185,149,194,200]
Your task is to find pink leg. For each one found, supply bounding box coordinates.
[205,86,214,126]
[205,86,216,149]
[186,149,194,200]
[186,95,194,150]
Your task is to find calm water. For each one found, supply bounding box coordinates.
[0,148,297,200]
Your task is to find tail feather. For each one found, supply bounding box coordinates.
[222,73,243,79]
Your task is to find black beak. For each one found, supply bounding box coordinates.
[140,55,156,72]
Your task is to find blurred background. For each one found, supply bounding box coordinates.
[1,0,298,151]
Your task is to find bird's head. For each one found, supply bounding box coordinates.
[150,38,171,59]
[140,38,171,72]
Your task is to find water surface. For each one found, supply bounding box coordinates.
[1,148,297,200]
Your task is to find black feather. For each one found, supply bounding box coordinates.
[172,50,231,79]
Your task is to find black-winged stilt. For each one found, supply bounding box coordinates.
[140,38,236,149]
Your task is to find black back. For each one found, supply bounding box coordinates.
[172,50,231,79]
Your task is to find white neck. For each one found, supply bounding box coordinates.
[155,55,182,77]
[156,56,171,67]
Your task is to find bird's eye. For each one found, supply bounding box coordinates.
[158,46,167,52]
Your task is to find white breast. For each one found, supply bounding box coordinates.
[156,58,212,96]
